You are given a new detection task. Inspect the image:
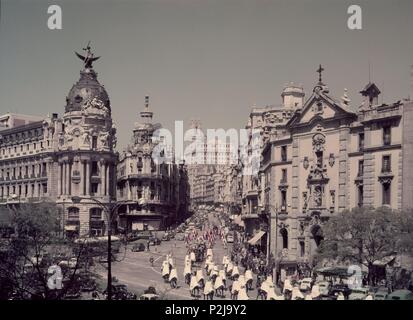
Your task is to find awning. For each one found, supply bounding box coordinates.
[248,230,266,245]
[64,225,78,231]
[373,255,396,267]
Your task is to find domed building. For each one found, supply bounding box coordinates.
[0,45,118,238]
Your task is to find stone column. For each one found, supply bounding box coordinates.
[102,162,106,196]
[80,160,85,195]
[67,162,71,195]
[98,161,103,196]
[86,161,90,195]
[105,163,109,196]
[58,163,62,196]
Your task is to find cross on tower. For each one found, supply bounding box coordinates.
[317,64,324,84]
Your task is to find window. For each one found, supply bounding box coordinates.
[92,136,98,149]
[358,160,364,176]
[90,208,102,220]
[382,155,391,173]
[91,161,99,176]
[281,190,287,209]
[281,146,287,162]
[300,241,305,257]
[382,183,391,205]
[91,183,98,194]
[358,185,364,207]
[68,207,80,220]
[383,126,391,146]
[280,228,288,249]
[281,169,287,183]
[358,133,365,151]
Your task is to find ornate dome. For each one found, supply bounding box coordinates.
[65,68,110,113]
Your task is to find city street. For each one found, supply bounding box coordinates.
[97,213,263,300]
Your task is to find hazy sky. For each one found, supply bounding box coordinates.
[1,0,412,150]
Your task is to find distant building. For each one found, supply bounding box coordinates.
[0,113,44,131]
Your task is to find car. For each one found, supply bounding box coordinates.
[148,236,161,246]
[299,278,313,292]
[175,233,185,241]
[317,281,331,297]
[348,287,369,300]
[140,293,159,300]
[373,288,389,300]
[329,284,351,299]
[386,289,413,300]
[162,233,171,241]
[131,242,146,252]
[59,257,78,269]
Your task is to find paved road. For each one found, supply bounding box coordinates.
[96,212,264,300]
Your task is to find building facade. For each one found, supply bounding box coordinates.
[256,70,413,281]
[0,48,118,238]
[116,97,189,232]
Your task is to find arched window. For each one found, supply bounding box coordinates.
[280,228,288,249]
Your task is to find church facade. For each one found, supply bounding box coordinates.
[243,68,413,280]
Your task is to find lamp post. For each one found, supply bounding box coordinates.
[71,196,130,301]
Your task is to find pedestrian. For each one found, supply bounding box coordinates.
[147,240,150,251]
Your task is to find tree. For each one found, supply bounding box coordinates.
[316,206,413,285]
[0,201,99,300]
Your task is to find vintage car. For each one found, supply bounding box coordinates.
[386,289,413,300]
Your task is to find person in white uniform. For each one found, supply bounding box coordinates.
[169,267,178,289]
[190,271,199,297]
[196,269,205,289]
[244,269,253,291]
[183,260,192,285]
[292,285,305,300]
[203,278,214,300]
[214,273,225,298]
[237,275,249,300]
[232,264,240,280]
[161,260,170,283]
[310,283,321,300]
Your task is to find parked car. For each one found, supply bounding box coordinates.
[131,242,146,252]
[148,236,161,246]
[140,293,159,300]
[373,287,389,300]
[162,233,171,241]
[348,287,369,300]
[299,278,313,292]
[59,257,78,269]
[386,289,413,300]
[329,284,351,299]
[317,281,331,297]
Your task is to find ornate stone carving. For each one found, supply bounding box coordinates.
[82,97,109,117]
[313,185,323,207]
[312,133,325,152]
[328,153,335,167]
[303,156,309,170]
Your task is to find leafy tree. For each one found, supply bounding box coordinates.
[316,206,413,284]
[0,201,98,300]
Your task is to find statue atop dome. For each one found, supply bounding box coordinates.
[75,41,100,69]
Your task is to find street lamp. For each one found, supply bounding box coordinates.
[71,196,130,301]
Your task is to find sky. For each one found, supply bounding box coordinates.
[0,0,412,150]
